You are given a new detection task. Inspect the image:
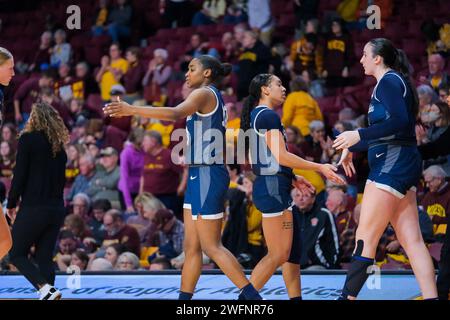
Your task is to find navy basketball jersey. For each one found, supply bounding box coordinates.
[249,105,293,177]
[362,70,416,146]
[186,85,227,165]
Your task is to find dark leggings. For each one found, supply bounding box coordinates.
[9,205,65,290]
[437,244,450,300]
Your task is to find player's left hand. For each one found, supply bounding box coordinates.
[333,130,361,150]
[337,149,356,178]
[103,97,133,117]
[292,175,315,195]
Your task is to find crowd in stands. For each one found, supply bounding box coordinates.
[0,0,449,274]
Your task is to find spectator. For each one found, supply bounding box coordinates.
[72,62,100,100]
[417,101,450,175]
[69,249,89,271]
[13,71,54,128]
[88,198,112,244]
[223,1,247,25]
[247,0,274,46]
[292,188,340,269]
[142,48,172,106]
[127,192,163,243]
[96,43,129,102]
[40,87,71,128]
[147,208,184,263]
[28,31,52,72]
[293,1,319,36]
[289,32,323,79]
[115,252,140,270]
[439,85,449,103]
[182,33,220,70]
[219,32,240,64]
[55,231,79,265]
[105,0,132,44]
[226,164,242,190]
[118,128,145,213]
[285,126,304,157]
[63,214,93,244]
[421,165,450,241]
[65,143,83,188]
[50,29,71,68]
[104,243,125,268]
[72,193,91,221]
[282,76,323,137]
[1,123,17,147]
[54,62,74,103]
[419,53,448,91]
[91,0,111,37]
[67,98,89,129]
[0,141,15,178]
[222,172,265,268]
[233,23,248,45]
[299,120,329,163]
[140,131,184,216]
[325,189,356,238]
[192,0,226,26]
[236,30,271,100]
[66,154,97,202]
[418,101,450,143]
[123,47,145,103]
[161,0,195,28]
[149,256,172,270]
[85,147,120,204]
[322,18,354,88]
[89,257,113,271]
[103,209,141,256]
[418,84,439,116]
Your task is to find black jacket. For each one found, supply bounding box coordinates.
[295,203,340,269]
[7,131,67,209]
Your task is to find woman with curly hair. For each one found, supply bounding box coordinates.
[7,101,69,300]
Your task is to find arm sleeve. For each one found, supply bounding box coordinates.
[7,134,30,208]
[119,149,133,207]
[358,75,410,141]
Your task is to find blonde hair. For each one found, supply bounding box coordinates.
[134,192,166,212]
[0,47,13,66]
[20,102,69,157]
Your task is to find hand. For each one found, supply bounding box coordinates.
[176,186,185,197]
[332,130,361,150]
[292,175,315,195]
[415,124,427,145]
[148,59,157,71]
[319,163,346,185]
[6,208,16,224]
[320,136,333,151]
[342,67,349,78]
[15,112,22,124]
[337,149,356,177]
[321,70,328,78]
[101,55,110,68]
[126,206,135,214]
[103,97,133,117]
[386,240,401,253]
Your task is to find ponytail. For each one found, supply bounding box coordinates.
[239,74,273,132]
[369,38,419,118]
[196,55,232,84]
[240,95,258,132]
[394,48,419,117]
[239,73,273,153]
